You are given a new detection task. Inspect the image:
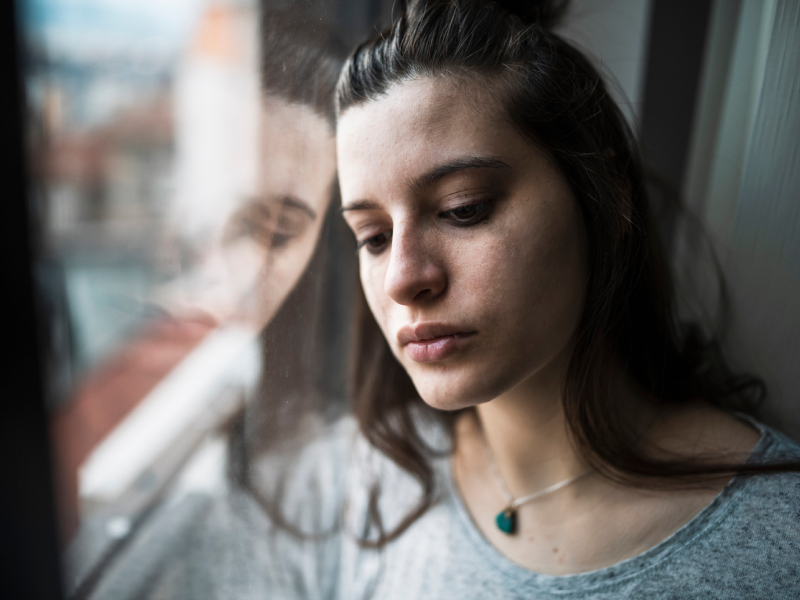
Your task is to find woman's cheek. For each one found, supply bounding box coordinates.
[457,238,517,304]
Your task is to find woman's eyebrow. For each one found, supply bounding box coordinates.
[280,195,317,219]
[340,156,510,214]
[340,199,382,213]
[408,155,511,193]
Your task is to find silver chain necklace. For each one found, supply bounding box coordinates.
[481,434,591,535]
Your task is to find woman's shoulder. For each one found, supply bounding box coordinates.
[86,417,360,600]
[650,422,800,593]
[251,414,358,490]
[752,419,800,460]
[729,420,800,514]
[574,422,800,599]
[686,418,800,533]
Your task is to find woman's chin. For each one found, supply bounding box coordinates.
[413,379,498,412]
[419,396,474,412]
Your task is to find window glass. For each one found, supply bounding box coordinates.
[24,0,363,596]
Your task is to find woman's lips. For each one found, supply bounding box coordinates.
[397,323,476,363]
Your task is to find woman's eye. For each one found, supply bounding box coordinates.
[227,208,272,247]
[269,233,292,249]
[441,201,494,225]
[270,210,308,249]
[357,231,392,255]
[226,201,313,251]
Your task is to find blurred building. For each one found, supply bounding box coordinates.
[38,0,259,547]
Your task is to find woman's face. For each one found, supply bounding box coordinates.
[338,77,588,411]
[164,96,335,330]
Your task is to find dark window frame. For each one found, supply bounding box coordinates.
[0,0,64,598]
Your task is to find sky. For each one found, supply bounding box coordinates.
[22,0,211,57]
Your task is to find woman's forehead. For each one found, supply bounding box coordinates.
[336,77,529,198]
[338,76,501,137]
[260,97,336,214]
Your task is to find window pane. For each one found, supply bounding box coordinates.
[24,1,363,596]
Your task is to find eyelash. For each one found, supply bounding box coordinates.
[227,204,310,250]
[441,200,495,225]
[356,231,393,254]
[356,200,496,256]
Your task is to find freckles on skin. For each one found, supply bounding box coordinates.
[338,77,588,411]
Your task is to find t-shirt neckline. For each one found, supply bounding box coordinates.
[444,416,774,593]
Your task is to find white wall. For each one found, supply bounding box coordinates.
[697,0,800,437]
[556,0,653,128]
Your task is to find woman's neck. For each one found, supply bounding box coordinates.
[452,351,763,575]
[472,350,588,496]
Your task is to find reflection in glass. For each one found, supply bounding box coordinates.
[25,0,351,595]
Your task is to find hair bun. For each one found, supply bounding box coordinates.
[493,0,569,28]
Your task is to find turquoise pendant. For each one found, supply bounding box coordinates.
[495,508,516,534]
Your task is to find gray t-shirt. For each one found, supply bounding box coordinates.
[89,417,800,599]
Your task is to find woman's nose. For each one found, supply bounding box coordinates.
[383,226,447,305]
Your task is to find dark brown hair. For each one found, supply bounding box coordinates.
[259,7,346,127]
[227,7,354,531]
[337,0,799,547]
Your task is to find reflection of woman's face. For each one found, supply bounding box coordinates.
[338,78,588,411]
[175,97,335,329]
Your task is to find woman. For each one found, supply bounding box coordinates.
[80,10,351,599]
[333,0,800,596]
